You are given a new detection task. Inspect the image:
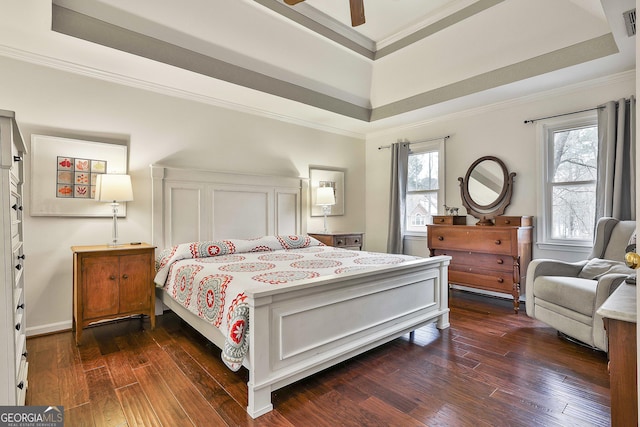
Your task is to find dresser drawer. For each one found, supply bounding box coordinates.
[432,215,466,225]
[429,227,516,255]
[13,248,24,290]
[15,333,26,375]
[10,184,20,224]
[16,359,27,405]
[432,249,513,272]
[494,216,533,227]
[448,267,515,293]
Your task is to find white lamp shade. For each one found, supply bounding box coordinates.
[96,174,134,202]
[316,187,335,206]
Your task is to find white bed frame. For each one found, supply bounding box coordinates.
[150,165,450,418]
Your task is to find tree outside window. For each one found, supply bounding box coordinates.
[406,149,440,233]
[546,123,598,242]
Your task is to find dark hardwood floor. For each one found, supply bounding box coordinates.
[26,290,611,426]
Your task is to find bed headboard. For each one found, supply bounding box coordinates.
[150,165,307,250]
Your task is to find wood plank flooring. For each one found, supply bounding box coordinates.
[26,290,611,426]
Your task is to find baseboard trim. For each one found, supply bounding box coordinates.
[26,320,73,337]
[451,284,526,302]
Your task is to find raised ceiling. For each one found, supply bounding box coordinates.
[0,1,635,137]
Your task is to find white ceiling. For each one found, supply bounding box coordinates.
[276,0,480,49]
[0,0,635,138]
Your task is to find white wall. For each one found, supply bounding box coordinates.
[1,54,635,336]
[365,71,635,264]
[0,56,366,336]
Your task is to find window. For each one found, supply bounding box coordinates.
[405,141,445,234]
[540,114,598,245]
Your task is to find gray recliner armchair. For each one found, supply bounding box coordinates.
[526,217,636,351]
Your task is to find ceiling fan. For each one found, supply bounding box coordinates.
[283,0,365,27]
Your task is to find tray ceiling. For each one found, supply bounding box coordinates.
[1,0,634,136]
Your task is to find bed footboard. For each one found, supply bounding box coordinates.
[246,256,450,418]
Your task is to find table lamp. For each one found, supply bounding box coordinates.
[316,187,335,233]
[96,174,133,247]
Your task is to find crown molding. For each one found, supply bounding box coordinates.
[0,44,367,139]
[366,69,636,140]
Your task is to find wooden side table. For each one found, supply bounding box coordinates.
[71,243,156,345]
[597,283,637,426]
[309,232,363,250]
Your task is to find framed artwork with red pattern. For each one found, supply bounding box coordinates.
[31,135,128,217]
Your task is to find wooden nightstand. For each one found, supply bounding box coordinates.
[71,243,156,345]
[309,232,364,250]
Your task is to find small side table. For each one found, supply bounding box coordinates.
[308,232,363,250]
[71,243,156,345]
[597,283,637,426]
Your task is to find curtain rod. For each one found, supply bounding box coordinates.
[378,135,450,150]
[523,106,605,124]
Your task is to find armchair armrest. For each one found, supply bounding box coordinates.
[527,258,588,280]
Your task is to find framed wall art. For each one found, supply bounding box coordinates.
[309,167,345,217]
[31,135,128,217]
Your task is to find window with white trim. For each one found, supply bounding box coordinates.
[539,114,598,246]
[405,141,445,234]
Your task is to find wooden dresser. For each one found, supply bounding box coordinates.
[71,244,156,345]
[427,216,533,312]
[0,110,28,405]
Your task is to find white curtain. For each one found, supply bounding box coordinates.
[596,96,636,220]
[387,142,410,254]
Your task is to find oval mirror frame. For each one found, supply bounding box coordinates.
[458,156,515,226]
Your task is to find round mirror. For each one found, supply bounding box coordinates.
[458,156,515,226]
[468,158,506,207]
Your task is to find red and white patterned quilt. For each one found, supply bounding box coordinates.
[154,235,421,371]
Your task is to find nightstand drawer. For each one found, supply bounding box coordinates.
[309,232,364,250]
[336,235,362,247]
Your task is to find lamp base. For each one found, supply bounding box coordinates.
[109,202,121,247]
[321,205,331,233]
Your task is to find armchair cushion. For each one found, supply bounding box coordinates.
[578,259,634,280]
[533,276,598,318]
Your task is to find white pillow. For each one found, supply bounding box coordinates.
[579,258,634,280]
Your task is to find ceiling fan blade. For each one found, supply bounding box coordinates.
[349,0,365,27]
[284,0,305,5]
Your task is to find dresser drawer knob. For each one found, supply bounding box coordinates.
[437,218,445,223]
[438,236,444,241]
[122,274,129,279]
[494,240,501,245]
[110,275,116,280]
[497,278,504,283]
[504,219,511,224]
[15,323,21,331]
[13,155,22,162]
[17,381,24,390]
[496,259,504,264]
[354,239,360,243]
